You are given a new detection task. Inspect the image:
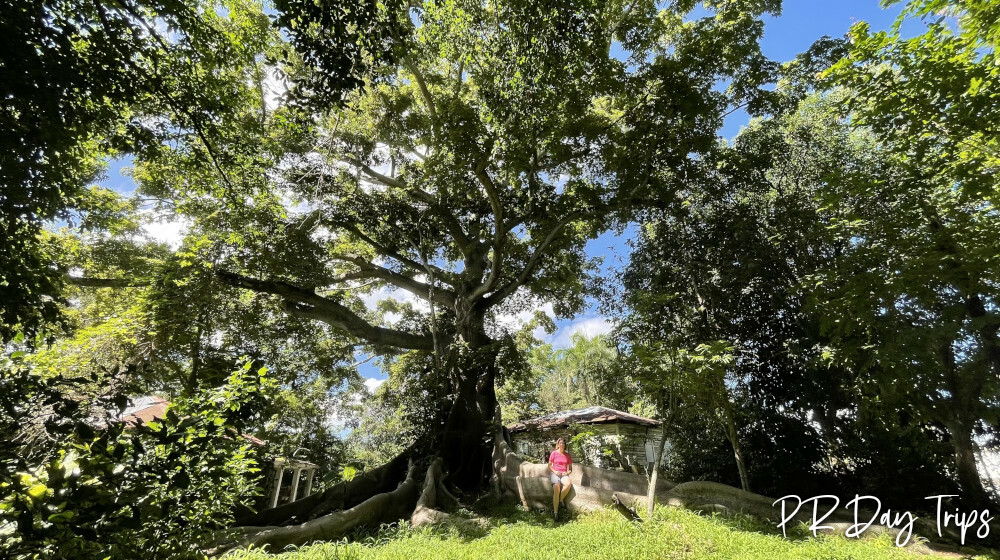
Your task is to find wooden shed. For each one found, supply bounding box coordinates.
[507,406,669,475]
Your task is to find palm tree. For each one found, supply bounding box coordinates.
[555,333,616,406]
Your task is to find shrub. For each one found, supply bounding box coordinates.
[0,344,270,559]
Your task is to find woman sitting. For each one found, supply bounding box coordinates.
[548,437,573,520]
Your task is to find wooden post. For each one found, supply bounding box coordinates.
[303,468,315,498]
[646,423,668,517]
[270,460,284,509]
[289,467,302,502]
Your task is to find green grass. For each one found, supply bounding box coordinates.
[223,504,998,560]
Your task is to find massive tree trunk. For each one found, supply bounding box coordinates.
[438,357,498,491]
[949,418,992,509]
[226,329,501,550]
[939,340,995,508]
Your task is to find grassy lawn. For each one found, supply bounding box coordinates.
[222,504,999,560]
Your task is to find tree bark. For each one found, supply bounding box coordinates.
[938,341,995,508]
[436,336,499,491]
[229,462,421,552]
[724,410,751,493]
[646,423,669,517]
[412,458,452,527]
[950,420,993,508]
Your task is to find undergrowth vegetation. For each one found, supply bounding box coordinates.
[223,505,998,560]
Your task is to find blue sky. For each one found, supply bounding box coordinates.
[96,0,912,388]
[547,0,910,341]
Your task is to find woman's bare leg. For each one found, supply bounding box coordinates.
[553,483,561,514]
[559,480,572,503]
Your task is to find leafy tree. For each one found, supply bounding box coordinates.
[823,0,1000,507]
[0,0,262,340]
[41,0,785,546]
[496,311,557,424]
[617,85,969,503]
[0,0,407,342]
[553,333,618,407]
[497,331,626,421]
[69,0,777,498]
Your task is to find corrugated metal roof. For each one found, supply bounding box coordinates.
[507,406,659,432]
[118,397,267,447]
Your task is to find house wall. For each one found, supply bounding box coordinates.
[511,423,669,475]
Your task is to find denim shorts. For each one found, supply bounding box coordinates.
[550,472,570,485]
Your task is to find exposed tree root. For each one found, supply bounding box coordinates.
[218,461,421,554]
[662,481,781,521]
[412,458,451,527]
[436,479,460,509]
[516,474,654,512]
[234,444,414,527]
[612,493,642,522]
[492,422,521,498]
[410,457,490,531]
[507,455,675,514]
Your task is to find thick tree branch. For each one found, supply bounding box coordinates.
[405,60,438,123]
[474,167,504,231]
[342,157,407,189]
[481,213,579,308]
[339,159,476,256]
[474,167,506,263]
[466,158,516,299]
[332,253,456,307]
[67,277,146,289]
[336,222,456,284]
[216,271,434,350]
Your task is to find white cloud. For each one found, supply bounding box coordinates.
[493,301,556,332]
[364,377,386,393]
[142,216,189,249]
[551,316,614,348]
[262,68,288,113]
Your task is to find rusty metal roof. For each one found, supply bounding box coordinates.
[119,397,267,447]
[507,406,659,432]
[120,396,170,427]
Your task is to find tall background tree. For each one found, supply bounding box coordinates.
[820,0,1000,507]
[618,0,1000,505]
[0,0,406,342]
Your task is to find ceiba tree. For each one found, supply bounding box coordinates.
[69,0,779,543]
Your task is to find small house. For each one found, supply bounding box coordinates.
[507,406,669,475]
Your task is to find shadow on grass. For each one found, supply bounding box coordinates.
[696,507,1000,560]
[338,497,567,547]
